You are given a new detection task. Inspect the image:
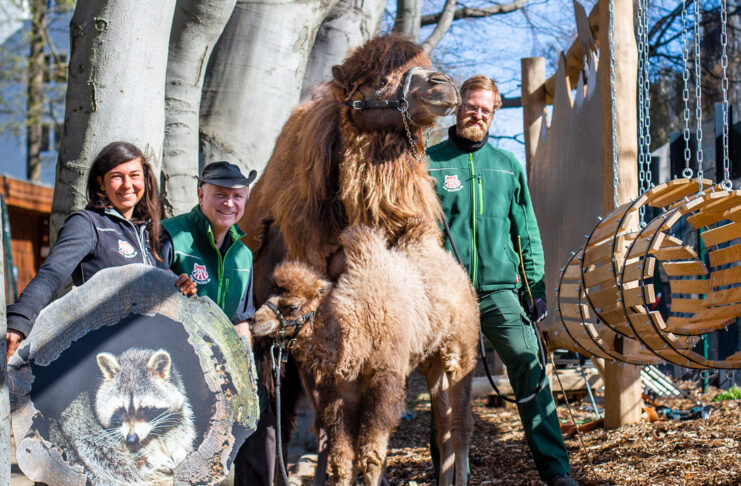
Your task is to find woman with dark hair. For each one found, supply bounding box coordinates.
[5,141,196,358]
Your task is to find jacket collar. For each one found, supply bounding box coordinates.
[188,205,245,246]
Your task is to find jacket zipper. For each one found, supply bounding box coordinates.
[468,153,478,287]
[107,208,148,264]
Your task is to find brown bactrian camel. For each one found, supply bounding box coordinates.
[239,34,461,483]
[240,34,460,303]
[252,224,479,486]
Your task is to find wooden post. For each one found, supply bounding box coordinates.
[599,0,642,428]
[521,57,546,180]
[0,202,9,484]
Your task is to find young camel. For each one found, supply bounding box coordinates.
[252,224,479,485]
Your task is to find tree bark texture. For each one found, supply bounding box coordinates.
[8,265,258,485]
[199,0,340,176]
[51,0,177,239]
[162,0,237,217]
[393,0,422,39]
[0,205,9,486]
[26,0,46,183]
[300,0,386,101]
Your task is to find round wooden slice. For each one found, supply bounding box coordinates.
[8,264,259,485]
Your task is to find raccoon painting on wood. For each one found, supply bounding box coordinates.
[8,264,258,485]
[48,348,197,484]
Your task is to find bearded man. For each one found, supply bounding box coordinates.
[427,75,577,486]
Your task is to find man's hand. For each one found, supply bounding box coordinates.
[234,320,252,346]
[175,273,197,296]
[6,329,25,361]
[526,297,548,324]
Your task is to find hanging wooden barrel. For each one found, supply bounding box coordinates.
[619,189,741,369]
[580,178,713,338]
[8,264,259,485]
[556,247,661,365]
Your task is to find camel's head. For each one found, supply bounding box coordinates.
[252,261,331,337]
[332,34,460,131]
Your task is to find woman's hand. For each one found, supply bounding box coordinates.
[6,329,25,361]
[175,273,197,296]
[234,320,252,346]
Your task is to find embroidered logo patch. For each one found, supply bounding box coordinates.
[443,174,463,192]
[117,240,137,258]
[191,263,210,284]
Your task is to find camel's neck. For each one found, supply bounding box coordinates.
[338,125,442,240]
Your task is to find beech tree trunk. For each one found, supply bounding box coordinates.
[162,0,237,217]
[300,0,386,101]
[392,0,422,39]
[199,0,340,175]
[51,0,176,238]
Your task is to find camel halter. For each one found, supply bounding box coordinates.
[264,300,314,348]
[344,66,422,112]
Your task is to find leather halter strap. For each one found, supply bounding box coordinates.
[264,300,314,344]
[344,66,422,113]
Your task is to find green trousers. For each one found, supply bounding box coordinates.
[431,289,570,482]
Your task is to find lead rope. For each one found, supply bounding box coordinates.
[271,341,291,486]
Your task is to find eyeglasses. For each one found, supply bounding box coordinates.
[462,103,493,118]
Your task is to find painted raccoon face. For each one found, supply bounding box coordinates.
[95,348,188,448]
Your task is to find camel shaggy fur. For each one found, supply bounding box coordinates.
[253,225,479,486]
[241,34,460,283]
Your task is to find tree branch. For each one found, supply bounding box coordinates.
[420,0,529,27]
[421,0,457,53]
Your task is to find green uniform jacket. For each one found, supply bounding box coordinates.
[427,139,546,299]
[162,206,253,320]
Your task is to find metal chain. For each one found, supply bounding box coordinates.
[637,0,647,208]
[401,110,426,164]
[720,0,732,190]
[694,0,704,185]
[641,0,652,193]
[609,0,619,208]
[681,0,693,178]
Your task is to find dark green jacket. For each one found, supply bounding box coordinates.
[161,206,254,320]
[427,138,546,299]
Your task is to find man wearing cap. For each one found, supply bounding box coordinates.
[161,161,257,336]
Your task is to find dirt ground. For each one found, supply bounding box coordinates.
[383,372,741,486]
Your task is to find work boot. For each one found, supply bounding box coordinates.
[545,472,579,486]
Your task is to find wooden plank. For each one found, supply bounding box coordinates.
[708,243,741,267]
[710,266,741,288]
[670,298,706,314]
[689,302,741,323]
[563,263,582,279]
[705,286,741,307]
[623,285,656,307]
[687,210,727,229]
[669,278,710,295]
[559,283,581,299]
[654,245,697,260]
[701,222,741,247]
[662,261,708,277]
[693,191,741,213]
[583,238,617,266]
[646,179,705,207]
[583,262,615,288]
[586,285,620,308]
[589,218,621,244]
[631,231,665,255]
[665,316,734,335]
[560,303,587,320]
[724,350,741,362]
[622,257,655,282]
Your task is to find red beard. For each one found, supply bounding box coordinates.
[456,115,489,142]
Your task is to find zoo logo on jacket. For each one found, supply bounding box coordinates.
[191,263,210,284]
